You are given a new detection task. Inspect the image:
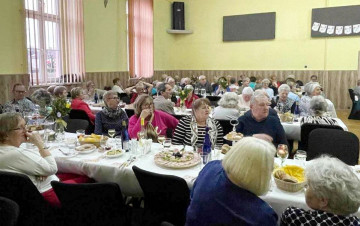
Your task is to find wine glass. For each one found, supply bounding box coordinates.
[100,135,109,152]
[108,129,116,138]
[276,144,289,167]
[230,119,239,132]
[158,135,166,148]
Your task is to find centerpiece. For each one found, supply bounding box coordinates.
[178,87,192,112]
[48,98,71,141]
[217,76,228,94]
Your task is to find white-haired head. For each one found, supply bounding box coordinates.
[218,92,239,109]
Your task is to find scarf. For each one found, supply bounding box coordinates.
[103,106,124,119]
[189,115,218,147]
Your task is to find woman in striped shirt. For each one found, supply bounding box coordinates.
[172,98,223,147]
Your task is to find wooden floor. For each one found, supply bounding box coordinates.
[334,109,360,164]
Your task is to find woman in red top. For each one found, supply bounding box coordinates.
[176,85,199,109]
[70,87,96,124]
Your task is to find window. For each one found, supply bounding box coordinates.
[24,0,85,85]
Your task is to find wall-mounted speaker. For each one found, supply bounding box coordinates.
[172,2,185,30]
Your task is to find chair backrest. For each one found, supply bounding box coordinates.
[125,108,135,118]
[300,123,343,151]
[0,196,19,226]
[349,89,355,102]
[206,96,221,106]
[63,115,89,133]
[69,109,94,134]
[0,171,51,226]
[307,128,359,165]
[217,119,233,136]
[118,93,131,104]
[132,166,190,226]
[51,181,127,226]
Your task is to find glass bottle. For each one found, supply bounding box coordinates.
[122,121,130,152]
[294,101,300,119]
[94,90,98,104]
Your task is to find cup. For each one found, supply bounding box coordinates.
[76,129,85,139]
[294,150,307,166]
[115,136,122,149]
[163,138,172,148]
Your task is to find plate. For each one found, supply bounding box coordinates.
[154,150,201,169]
[223,132,243,141]
[105,149,123,158]
[75,144,97,154]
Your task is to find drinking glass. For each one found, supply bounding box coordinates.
[76,129,85,139]
[276,144,289,167]
[108,129,116,138]
[294,150,307,167]
[196,145,210,169]
[100,135,110,152]
[230,119,239,132]
[163,138,172,148]
[115,136,122,149]
[157,135,166,148]
[200,89,206,97]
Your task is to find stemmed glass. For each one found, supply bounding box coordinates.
[108,129,116,138]
[276,144,289,167]
[230,119,239,132]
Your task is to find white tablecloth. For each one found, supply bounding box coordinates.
[49,133,360,220]
[281,118,348,141]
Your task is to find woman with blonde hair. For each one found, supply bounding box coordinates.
[281,155,360,225]
[70,87,95,124]
[128,95,178,141]
[186,137,277,225]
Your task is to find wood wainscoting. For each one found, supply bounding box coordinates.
[0,70,358,110]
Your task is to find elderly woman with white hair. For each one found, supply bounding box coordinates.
[238,87,254,110]
[281,155,360,225]
[299,82,337,117]
[270,84,296,113]
[300,95,339,126]
[94,90,128,137]
[186,137,278,226]
[212,92,240,120]
[261,78,274,99]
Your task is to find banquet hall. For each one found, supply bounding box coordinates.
[1,0,360,225]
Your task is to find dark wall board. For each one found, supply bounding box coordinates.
[223,12,276,42]
[311,5,360,37]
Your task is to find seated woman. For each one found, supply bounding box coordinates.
[70,87,96,124]
[83,81,106,102]
[176,85,199,109]
[301,95,339,126]
[270,84,296,113]
[281,155,360,225]
[238,87,253,110]
[128,95,178,141]
[94,91,128,137]
[261,78,274,98]
[125,81,154,104]
[299,82,337,117]
[213,92,240,120]
[53,86,68,99]
[186,137,278,226]
[173,98,223,146]
[0,113,92,207]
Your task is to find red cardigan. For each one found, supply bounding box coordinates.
[176,94,199,109]
[71,98,96,124]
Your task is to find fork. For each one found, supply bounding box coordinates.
[58,148,71,156]
[119,156,133,169]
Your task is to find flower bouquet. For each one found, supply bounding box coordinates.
[217,77,228,94]
[47,98,71,140]
[178,87,192,111]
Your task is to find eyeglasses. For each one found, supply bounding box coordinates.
[107,97,120,100]
[14,90,26,94]
[13,126,26,131]
[142,103,154,108]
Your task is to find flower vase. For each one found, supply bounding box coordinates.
[55,120,65,142]
[180,100,186,112]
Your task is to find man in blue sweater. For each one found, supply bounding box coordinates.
[236,92,288,147]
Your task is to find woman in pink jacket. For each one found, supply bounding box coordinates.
[128,94,178,141]
[70,87,96,124]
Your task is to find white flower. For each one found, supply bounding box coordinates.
[57,112,62,118]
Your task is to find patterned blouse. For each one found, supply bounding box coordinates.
[271,96,295,113]
[3,98,35,114]
[281,207,360,226]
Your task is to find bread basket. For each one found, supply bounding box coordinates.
[273,176,306,192]
[78,135,104,147]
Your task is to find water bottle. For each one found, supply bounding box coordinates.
[94,91,98,104]
[122,121,130,152]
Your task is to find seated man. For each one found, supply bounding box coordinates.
[112,78,125,94]
[153,83,175,115]
[195,75,213,94]
[3,83,35,114]
[236,92,288,147]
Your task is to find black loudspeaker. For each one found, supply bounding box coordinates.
[172,2,185,30]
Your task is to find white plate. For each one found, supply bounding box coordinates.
[105,150,124,158]
[75,144,97,154]
[50,147,78,158]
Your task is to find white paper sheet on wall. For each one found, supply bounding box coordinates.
[344,25,352,35]
[335,26,343,35]
[312,22,320,31]
[353,24,360,33]
[326,25,335,34]
[319,24,327,33]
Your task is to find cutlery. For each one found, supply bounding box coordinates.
[58,148,71,156]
